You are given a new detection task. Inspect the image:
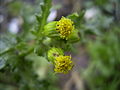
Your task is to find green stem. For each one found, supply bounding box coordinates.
[0,44,34,57]
[37,0,51,36]
[19,47,34,57]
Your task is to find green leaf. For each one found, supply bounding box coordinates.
[67,11,85,28]
[25,54,50,80]
[0,57,6,69]
[0,34,16,55]
[68,29,80,43]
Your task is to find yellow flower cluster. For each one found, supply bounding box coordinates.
[56,17,74,40]
[54,55,73,74]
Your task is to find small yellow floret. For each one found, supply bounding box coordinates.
[54,55,73,74]
[56,17,74,40]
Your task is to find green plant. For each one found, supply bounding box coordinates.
[0,0,82,89]
[83,26,120,90]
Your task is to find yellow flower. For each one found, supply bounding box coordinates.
[54,55,73,74]
[56,17,74,40]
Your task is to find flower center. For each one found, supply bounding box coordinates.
[54,55,73,74]
[56,17,74,40]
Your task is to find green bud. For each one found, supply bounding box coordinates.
[48,48,64,63]
[43,21,59,37]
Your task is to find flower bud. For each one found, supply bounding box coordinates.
[47,48,64,63]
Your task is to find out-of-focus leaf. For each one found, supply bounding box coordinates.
[0,57,6,69]
[8,1,22,16]
[94,0,108,6]
[25,53,50,80]
[84,26,120,89]
[0,34,16,54]
[67,11,85,28]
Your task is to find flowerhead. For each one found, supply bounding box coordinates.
[56,17,74,40]
[48,48,64,63]
[54,55,73,74]
[44,17,79,42]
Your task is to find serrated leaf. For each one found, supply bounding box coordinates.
[67,13,79,20]
[0,57,6,69]
[36,0,52,36]
[67,11,85,28]
[35,14,41,23]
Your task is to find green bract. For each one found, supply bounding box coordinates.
[68,29,80,43]
[43,21,59,37]
[47,47,64,63]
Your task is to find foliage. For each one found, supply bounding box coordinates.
[0,0,81,89]
[83,26,120,90]
[0,0,59,90]
[0,0,120,90]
